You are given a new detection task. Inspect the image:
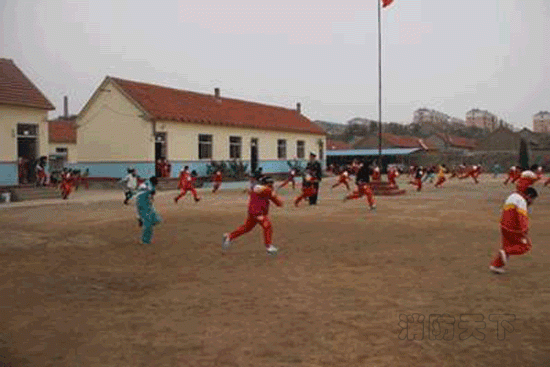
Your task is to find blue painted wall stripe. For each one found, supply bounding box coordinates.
[0,162,18,186]
[73,159,311,178]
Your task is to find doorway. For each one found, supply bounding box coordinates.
[155,132,167,176]
[250,138,259,174]
[17,123,39,184]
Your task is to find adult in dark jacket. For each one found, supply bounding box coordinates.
[355,160,372,185]
[343,159,376,210]
[305,152,322,205]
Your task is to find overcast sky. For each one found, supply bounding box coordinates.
[2,0,549,129]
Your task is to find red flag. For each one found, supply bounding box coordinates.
[382,0,394,8]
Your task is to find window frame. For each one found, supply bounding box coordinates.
[277,139,287,159]
[198,134,213,160]
[229,136,242,159]
[296,140,305,159]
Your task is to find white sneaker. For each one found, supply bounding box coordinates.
[266,245,278,255]
[370,205,377,211]
[222,233,231,250]
[489,265,506,274]
[499,250,508,266]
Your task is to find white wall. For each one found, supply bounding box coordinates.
[76,80,153,163]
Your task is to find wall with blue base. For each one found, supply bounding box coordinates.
[162,159,309,178]
[72,159,311,179]
[0,162,17,186]
[69,162,156,179]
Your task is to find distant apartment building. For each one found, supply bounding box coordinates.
[413,108,450,125]
[465,109,498,131]
[533,111,550,133]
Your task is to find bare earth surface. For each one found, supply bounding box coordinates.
[0,174,549,367]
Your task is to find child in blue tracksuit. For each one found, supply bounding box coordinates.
[136,176,161,245]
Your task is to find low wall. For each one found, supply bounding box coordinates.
[408,151,550,170]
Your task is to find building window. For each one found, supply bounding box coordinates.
[199,134,213,159]
[229,136,242,159]
[296,140,305,159]
[17,123,38,137]
[277,139,287,159]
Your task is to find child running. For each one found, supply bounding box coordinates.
[371,165,381,182]
[120,168,138,205]
[60,169,74,199]
[465,164,482,184]
[387,165,399,188]
[222,176,283,255]
[136,176,162,245]
[295,170,318,206]
[504,166,521,185]
[489,186,538,274]
[212,170,223,193]
[434,164,447,188]
[343,160,376,210]
[278,168,297,190]
[409,166,424,192]
[174,167,201,203]
[332,168,351,191]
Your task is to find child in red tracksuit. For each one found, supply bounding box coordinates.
[332,169,350,191]
[212,170,223,193]
[504,166,521,185]
[343,162,376,210]
[371,166,381,182]
[223,176,283,255]
[387,166,399,188]
[278,168,297,190]
[490,186,538,274]
[294,171,318,206]
[409,167,424,192]
[462,165,482,184]
[174,167,201,203]
[60,170,74,199]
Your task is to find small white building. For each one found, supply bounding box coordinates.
[0,58,55,186]
[465,109,499,131]
[413,108,451,125]
[76,77,326,178]
[47,117,78,171]
[533,111,550,133]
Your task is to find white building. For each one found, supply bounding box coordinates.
[413,108,451,125]
[76,77,326,178]
[533,111,550,133]
[0,58,55,186]
[465,109,499,131]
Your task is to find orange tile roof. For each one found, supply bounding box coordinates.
[436,133,477,149]
[381,133,421,148]
[0,58,55,110]
[110,77,325,135]
[327,139,351,150]
[352,133,437,150]
[49,119,77,144]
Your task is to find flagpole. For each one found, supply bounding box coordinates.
[378,0,382,168]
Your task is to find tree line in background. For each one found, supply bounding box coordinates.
[328,119,489,143]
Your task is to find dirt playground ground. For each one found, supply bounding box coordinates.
[0,174,549,367]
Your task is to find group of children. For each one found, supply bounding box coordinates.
[117,159,548,274]
[405,163,483,191]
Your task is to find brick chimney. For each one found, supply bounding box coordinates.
[64,96,69,118]
[296,102,301,114]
